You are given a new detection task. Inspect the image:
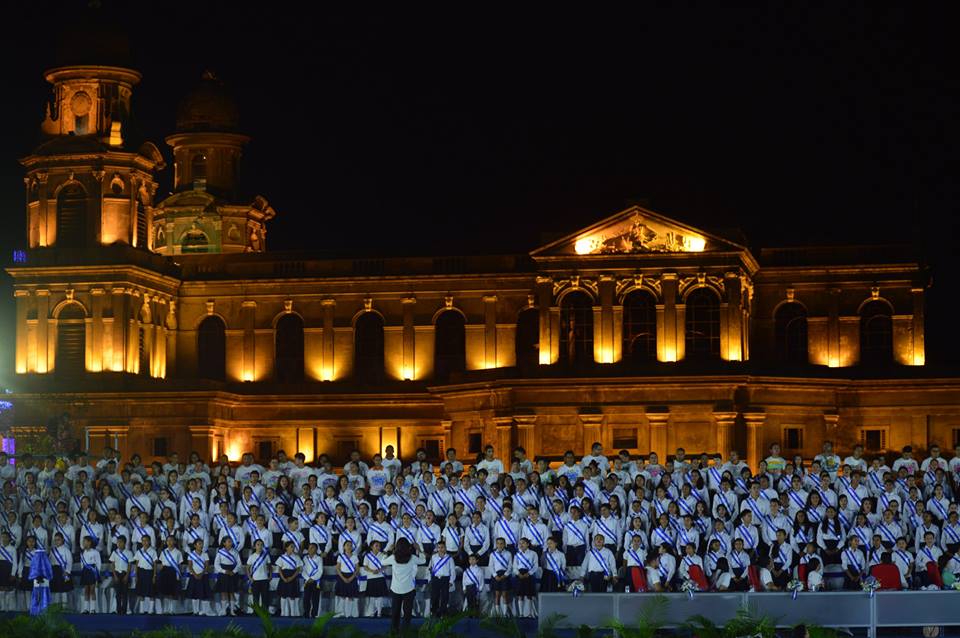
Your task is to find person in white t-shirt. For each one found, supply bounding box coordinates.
[921,444,945,472]
[842,444,868,473]
[892,446,919,476]
[382,446,402,481]
[475,445,503,485]
[580,442,610,476]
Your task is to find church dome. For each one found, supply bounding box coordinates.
[175,72,240,133]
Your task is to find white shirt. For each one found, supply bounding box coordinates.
[381,554,427,594]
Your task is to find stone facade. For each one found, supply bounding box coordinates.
[7,62,959,469]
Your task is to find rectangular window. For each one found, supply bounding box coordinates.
[256,438,279,464]
[612,427,638,450]
[419,438,443,464]
[953,428,960,450]
[468,432,482,455]
[782,427,804,451]
[153,437,168,458]
[860,428,888,452]
[335,439,361,467]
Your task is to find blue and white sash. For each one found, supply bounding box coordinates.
[465,566,482,588]
[497,520,518,546]
[878,524,898,545]
[188,550,206,572]
[588,548,610,576]
[566,520,587,545]
[446,527,461,550]
[738,525,755,549]
[515,551,534,572]
[250,551,269,578]
[596,518,616,543]
[224,525,239,547]
[138,548,155,569]
[162,548,181,579]
[52,547,70,577]
[653,527,673,548]
[731,551,745,571]
[80,551,99,579]
[524,520,545,546]
[492,550,510,572]
[217,549,237,570]
[626,548,644,567]
[844,549,862,573]
[365,553,383,573]
[83,521,100,546]
[304,555,321,580]
[280,553,301,572]
[431,554,452,577]
[545,550,566,583]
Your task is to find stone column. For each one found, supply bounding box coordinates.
[646,406,670,461]
[37,289,50,373]
[744,411,766,472]
[536,276,555,364]
[911,287,925,365]
[712,410,738,457]
[442,420,453,453]
[321,298,335,380]
[598,276,615,363]
[14,290,28,374]
[660,273,679,362]
[579,413,603,454]
[493,417,515,462]
[165,300,177,378]
[111,287,126,372]
[90,288,105,372]
[125,290,139,373]
[724,272,742,361]
[483,295,497,368]
[514,415,537,453]
[242,300,256,381]
[189,426,216,463]
[402,297,416,379]
[827,287,840,367]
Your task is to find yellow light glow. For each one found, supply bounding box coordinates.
[574,238,594,255]
[661,346,677,363]
[828,356,840,368]
[402,365,414,381]
[685,236,706,252]
[599,346,614,364]
[913,352,925,366]
[226,441,243,462]
[242,372,253,382]
[539,349,552,365]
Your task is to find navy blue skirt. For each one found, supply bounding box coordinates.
[334,573,359,598]
[186,574,209,599]
[365,577,389,597]
[157,566,179,596]
[278,568,300,598]
[80,566,98,586]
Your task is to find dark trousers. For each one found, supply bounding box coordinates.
[430,577,449,616]
[391,590,415,633]
[464,584,479,612]
[251,579,270,610]
[114,576,129,614]
[587,571,607,593]
[302,580,321,617]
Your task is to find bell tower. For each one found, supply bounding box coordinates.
[22,63,164,251]
[153,72,276,255]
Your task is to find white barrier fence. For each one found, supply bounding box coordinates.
[538,591,960,636]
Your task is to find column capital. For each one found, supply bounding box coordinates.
[514,415,537,429]
[482,295,497,303]
[743,410,766,428]
[712,411,738,425]
[36,289,50,297]
[646,406,670,425]
[493,416,514,429]
[401,296,417,305]
[241,300,257,308]
[578,412,603,426]
[441,419,453,431]
[321,297,337,307]
[13,290,30,298]
[90,287,105,296]
[823,410,840,429]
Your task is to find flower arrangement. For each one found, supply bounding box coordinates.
[680,579,699,599]
[861,576,881,597]
[787,578,803,600]
[951,580,960,591]
[567,579,585,598]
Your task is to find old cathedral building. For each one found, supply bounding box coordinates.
[7,55,960,471]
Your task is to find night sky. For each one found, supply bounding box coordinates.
[1,2,957,383]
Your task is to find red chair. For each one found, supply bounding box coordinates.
[688,564,710,591]
[797,563,809,588]
[870,563,902,590]
[927,561,944,588]
[748,565,764,591]
[627,565,648,592]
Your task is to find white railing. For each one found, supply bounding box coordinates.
[538,591,960,637]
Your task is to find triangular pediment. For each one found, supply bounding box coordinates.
[530,205,746,258]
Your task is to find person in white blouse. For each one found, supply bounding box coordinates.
[380,538,426,633]
[245,538,272,614]
[428,540,456,617]
[584,534,617,593]
[475,445,504,486]
[512,537,539,617]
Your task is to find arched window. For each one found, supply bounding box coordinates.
[623,290,657,363]
[135,199,148,249]
[775,302,808,363]
[56,184,86,248]
[197,316,226,381]
[560,291,594,366]
[275,314,305,383]
[860,300,893,364]
[56,304,86,376]
[434,310,466,381]
[515,308,540,373]
[354,312,385,383]
[685,288,721,360]
[192,154,207,190]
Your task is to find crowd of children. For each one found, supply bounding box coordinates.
[2,438,960,622]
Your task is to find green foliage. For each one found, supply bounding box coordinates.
[417,611,470,638]
[536,614,567,638]
[0,605,79,638]
[803,625,838,638]
[719,608,777,638]
[604,594,667,638]
[682,614,723,638]
[478,615,523,638]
